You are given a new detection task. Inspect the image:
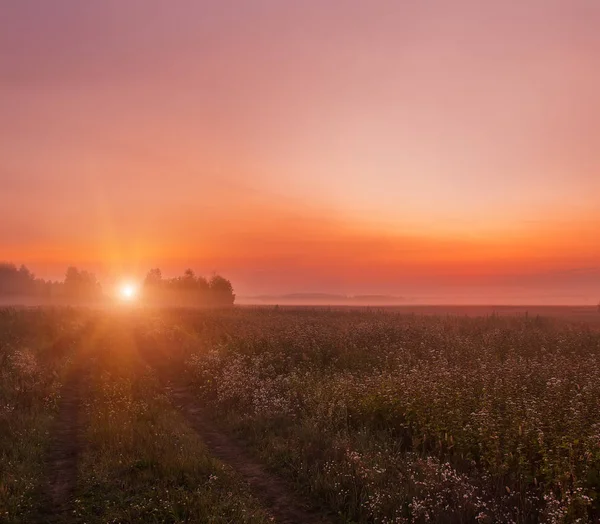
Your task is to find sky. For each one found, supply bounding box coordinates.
[1,1,599,303]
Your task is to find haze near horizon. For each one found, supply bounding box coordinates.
[2,1,599,304]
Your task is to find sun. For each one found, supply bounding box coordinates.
[119,282,138,301]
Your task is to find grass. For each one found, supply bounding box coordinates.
[0,308,83,523]
[164,309,600,523]
[72,319,270,523]
[1,306,599,523]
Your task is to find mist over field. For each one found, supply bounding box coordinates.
[2,1,600,522]
[2,2,599,300]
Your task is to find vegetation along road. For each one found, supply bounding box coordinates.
[1,307,599,523]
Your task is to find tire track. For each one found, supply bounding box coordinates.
[36,321,97,523]
[41,369,84,521]
[168,385,333,524]
[137,334,333,524]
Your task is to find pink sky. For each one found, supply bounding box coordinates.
[1,1,599,302]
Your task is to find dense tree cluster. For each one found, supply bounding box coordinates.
[0,262,235,307]
[0,263,102,301]
[0,263,62,298]
[63,266,103,300]
[143,268,235,307]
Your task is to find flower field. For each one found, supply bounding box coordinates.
[168,309,599,523]
[1,307,599,523]
[0,308,84,522]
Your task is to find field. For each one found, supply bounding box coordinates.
[1,307,599,523]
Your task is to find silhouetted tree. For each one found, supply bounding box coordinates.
[0,263,44,296]
[1,262,235,307]
[183,268,196,284]
[209,275,235,307]
[142,268,162,303]
[141,268,234,307]
[196,275,210,294]
[63,266,102,300]
[144,268,163,287]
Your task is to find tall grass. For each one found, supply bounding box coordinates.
[0,308,83,522]
[165,310,600,523]
[74,320,270,523]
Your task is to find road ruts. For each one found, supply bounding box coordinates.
[136,331,334,524]
[41,370,84,521]
[34,320,97,523]
[168,385,334,524]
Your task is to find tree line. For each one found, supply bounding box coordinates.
[0,263,235,306]
[0,263,95,300]
[142,268,235,307]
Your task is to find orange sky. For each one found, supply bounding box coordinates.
[1,1,599,303]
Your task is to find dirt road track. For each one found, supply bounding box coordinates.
[137,332,333,524]
[35,323,96,523]
[168,385,334,524]
[41,370,83,521]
